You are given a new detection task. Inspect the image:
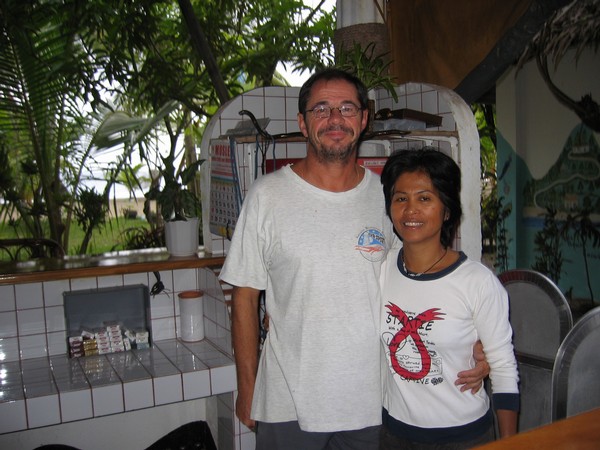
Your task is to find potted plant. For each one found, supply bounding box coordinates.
[335,42,398,132]
[145,150,204,257]
[335,42,398,101]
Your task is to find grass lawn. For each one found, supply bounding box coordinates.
[0,217,153,258]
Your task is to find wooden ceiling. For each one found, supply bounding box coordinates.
[386,0,573,103]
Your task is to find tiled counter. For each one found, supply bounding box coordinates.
[0,339,235,433]
[0,252,253,450]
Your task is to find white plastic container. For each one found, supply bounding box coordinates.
[178,290,205,342]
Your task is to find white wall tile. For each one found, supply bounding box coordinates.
[211,365,237,395]
[173,268,198,292]
[220,118,242,136]
[15,283,43,309]
[238,431,256,450]
[47,331,67,357]
[150,292,175,319]
[151,317,176,341]
[97,274,124,288]
[197,268,208,292]
[42,279,69,307]
[201,269,217,299]
[221,97,243,120]
[19,334,47,359]
[92,384,124,417]
[0,399,27,433]
[286,142,307,159]
[216,392,234,436]
[241,96,265,119]
[216,300,229,329]
[286,96,299,122]
[60,389,93,422]
[406,93,423,111]
[70,277,97,291]
[17,308,45,335]
[0,337,20,362]
[150,270,173,294]
[217,428,234,450]
[183,370,211,400]
[26,394,61,428]
[422,90,439,115]
[153,374,183,406]
[203,320,217,342]
[124,272,149,286]
[0,285,15,312]
[123,379,154,411]
[44,305,65,333]
[0,311,17,338]
[204,295,217,323]
[266,97,285,121]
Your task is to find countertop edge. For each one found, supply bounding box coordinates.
[0,251,226,285]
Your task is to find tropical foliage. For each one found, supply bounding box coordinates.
[474,103,512,271]
[0,0,335,255]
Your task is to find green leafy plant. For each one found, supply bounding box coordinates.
[115,225,164,251]
[481,191,512,273]
[532,208,563,283]
[560,209,600,304]
[335,42,398,102]
[145,152,204,222]
[73,187,109,254]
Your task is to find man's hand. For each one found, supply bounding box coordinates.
[455,340,490,393]
[236,390,256,431]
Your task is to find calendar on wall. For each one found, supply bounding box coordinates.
[209,138,242,239]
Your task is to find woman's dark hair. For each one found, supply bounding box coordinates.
[380,148,462,248]
[298,68,369,116]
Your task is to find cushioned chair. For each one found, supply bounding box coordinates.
[551,306,600,421]
[498,269,573,431]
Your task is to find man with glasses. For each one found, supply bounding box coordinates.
[219,69,487,450]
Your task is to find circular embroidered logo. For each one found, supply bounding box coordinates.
[355,228,386,261]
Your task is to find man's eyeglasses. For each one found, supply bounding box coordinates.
[306,104,361,119]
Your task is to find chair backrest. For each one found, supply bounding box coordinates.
[552,306,600,421]
[499,269,573,361]
[498,269,573,431]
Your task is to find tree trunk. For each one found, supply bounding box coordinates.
[177,0,230,105]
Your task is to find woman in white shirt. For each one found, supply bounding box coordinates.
[379,148,519,449]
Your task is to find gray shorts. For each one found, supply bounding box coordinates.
[255,420,381,450]
[379,423,495,450]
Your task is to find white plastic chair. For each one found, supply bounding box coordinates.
[551,306,600,421]
[498,269,573,431]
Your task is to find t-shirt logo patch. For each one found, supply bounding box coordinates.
[355,228,386,261]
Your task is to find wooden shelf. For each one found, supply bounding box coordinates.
[0,249,225,285]
[230,129,458,145]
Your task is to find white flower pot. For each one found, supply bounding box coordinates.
[164,217,200,257]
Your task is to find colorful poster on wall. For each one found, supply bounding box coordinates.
[209,138,242,239]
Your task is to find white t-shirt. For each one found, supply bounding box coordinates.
[380,248,519,429]
[220,165,394,432]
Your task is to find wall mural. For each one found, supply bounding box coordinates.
[523,124,600,218]
[517,124,599,310]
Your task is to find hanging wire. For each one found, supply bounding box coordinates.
[150,271,166,296]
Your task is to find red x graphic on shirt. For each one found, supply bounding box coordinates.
[386,303,445,380]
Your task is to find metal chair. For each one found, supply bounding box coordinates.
[498,269,573,431]
[551,306,600,421]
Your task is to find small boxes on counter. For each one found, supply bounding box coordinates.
[63,284,152,359]
[67,321,151,358]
